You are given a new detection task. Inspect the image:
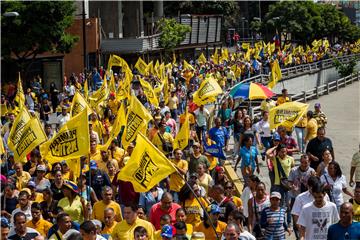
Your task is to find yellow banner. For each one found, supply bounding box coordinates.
[173,110,190,150]
[135,57,148,75]
[121,94,153,148]
[108,54,131,73]
[183,60,194,71]
[70,91,93,118]
[139,77,159,107]
[267,59,282,89]
[83,79,89,100]
[193,77,223,105]
[14,73,25,108]
[8,108,47,162]
[269,102,309,130]
[40,110,89,163]
[198,53,207,64]
[1,104,8,116]
[98,101,126,151]
[242,42,250,49]
[89,78,109,108]
[211,48,219,64]
[118,133,176,192]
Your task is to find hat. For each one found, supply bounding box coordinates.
[192,142,201,148]
[27,181,36,188]
[215,166,224,173]
[208,204,221,214]
[89,160,98,170]
[190,173,198,178]
[63,229,80,240]
[273,132,281,141]
[270,191,282,199]
[36,164,46,172]
[314,103,321,108]
[91,219,102,229]
[63,180,79,193]
[161,224,174,238]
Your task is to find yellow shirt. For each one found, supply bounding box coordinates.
[26,218,53,236]
[102,221,118,235]
[90,149,102,162]
[198,173,213,194]
[92,200,123,222]
[186,223,193,236]
[194,220,227,240]
[276,96,290,105]
[108,98,120,114]
[169,159,188,192]
[151,132,174,154]
[296,116,307,128]
[232,196,243,209]
[272,156,295,185]
[183,197,208,225]
[32,192,44,203]
[58,195,86,223]
[111,218,155,240]
[305,118,318,142]
[110,147,125,166]
[96,159,119,174]
[352,199,360,222]
[13,171,31,190]
[168,96,178,110]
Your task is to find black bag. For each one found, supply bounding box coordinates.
[253,198,266,239]
[276,157,292,191]
[158,132,173,152]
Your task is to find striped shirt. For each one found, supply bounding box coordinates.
[260,207,287,240]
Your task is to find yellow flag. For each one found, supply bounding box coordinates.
[139,77,159,107]
[242,42,250,49]
[163,76,169,105]
[285,54,293,66]
[89,78,109,108]
[1,104,8,117]
[173,110,189,150]
[244,48,251,61]
[121,94,153,148]
[98,101,126,151]
[267,59,282,89]
[172,52,176,65]
[211,48,219,64]
[269,102,309,130]
[183,60,194,71]
[109,73,117,93]
[8,108,47,162]
[108,54,132,73]
[70,91,93,118]
[40,109,89,163]
[135,57,148,75]
[198,53,207,64]
[221,48,229,62]
[116,80,127,101]
[0,135,5,155]
[193,77,223,105]
[83,79,89,100]
[118,133,176,192]
[14,73,25,108]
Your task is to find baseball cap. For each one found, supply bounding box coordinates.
[273,132,281,141]
[314,103,321,108]
[208,204,221,214]
[27,181,36,188]
[89,160,98,170]
[161,224,174,238]
[270,191,282,199]
[36,164,46,172]
[62,180,79,193]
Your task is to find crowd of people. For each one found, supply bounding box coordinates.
[1,40,360,240]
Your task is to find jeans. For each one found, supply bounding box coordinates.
[295,127,305,153]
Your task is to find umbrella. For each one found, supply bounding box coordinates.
[229,82,275,100]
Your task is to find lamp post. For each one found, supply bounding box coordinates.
[241,17,248,40]
[82,0,87,74]
[253,17,261,40]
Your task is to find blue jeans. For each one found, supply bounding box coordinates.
[295,127,305,153]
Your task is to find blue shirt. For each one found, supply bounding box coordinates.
[208,126,229,148]
[239,146,258,171]
[327,222,360,240]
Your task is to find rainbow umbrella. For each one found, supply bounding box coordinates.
[229,82,275,100]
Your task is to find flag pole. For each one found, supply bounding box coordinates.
[168,158,220,239]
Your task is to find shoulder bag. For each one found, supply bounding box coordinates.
[158,132,173,152]
[276,157,292,192]
[252,198,266,239]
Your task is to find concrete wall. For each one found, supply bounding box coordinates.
[272,61,360,95]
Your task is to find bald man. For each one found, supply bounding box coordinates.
[327,202,360,240]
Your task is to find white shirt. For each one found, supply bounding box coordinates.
[291,190,330,216]
[320,174,347,207]
[240,186,253,218]
[254,119,271,137]
[11,206,32,224]
[297,201,339,240]
[194,108,210,127]
[57,113,70,128]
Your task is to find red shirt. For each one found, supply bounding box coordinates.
[149,202,181,230]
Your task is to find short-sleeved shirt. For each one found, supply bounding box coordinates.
[208,126,229,148]
[305,118,318,141]
[188,154,210,174]
[194,108,209,127]
[169,159,188,192]
[57,195,86,223]
[320,174,347,207]
[306,137,333,163]
[92,200,123,222]
[351,151,360,182]
[112,218,155,240]
[8,227,40,240]
[327,222,360,240]
[194,220,227,240]
[297,201,339,240]
[183,197,208,225]
[272,156,294,185]
[288,166,315,198]
[26,219,53,236]
[149,202,181,230]
[239,146,258,173]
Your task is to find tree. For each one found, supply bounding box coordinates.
[333,56,359,78]
[158,18,191,57]
[1,1,79,74]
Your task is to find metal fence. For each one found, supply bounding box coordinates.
[249,71,360,118]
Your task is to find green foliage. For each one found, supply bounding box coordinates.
[1,1,78,64]
[158,18,191,50]
[262,1,360,43]
[333,56,359,78]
